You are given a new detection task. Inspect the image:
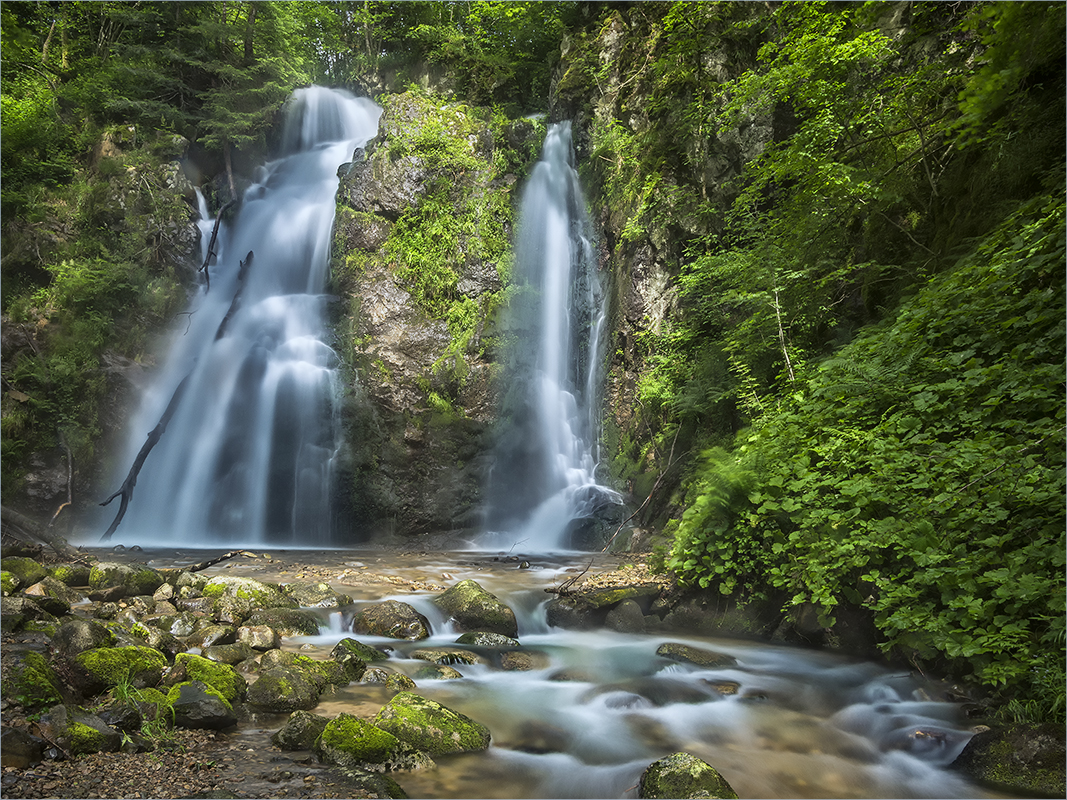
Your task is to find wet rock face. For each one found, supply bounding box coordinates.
[373,691,491,757]
[351,600,431,641]
[431,579,518,638]
[950,723,1067,797]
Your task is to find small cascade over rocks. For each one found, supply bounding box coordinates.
[486,121,622,551]
[111,87,381,547]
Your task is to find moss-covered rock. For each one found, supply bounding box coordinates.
[1,596,55,633]
[950,723,1066,797]
[454,631,519,647]
[50,563,92,587]
[332,637,389,662]
[432,580,517,638]
[386,673,418,691]
[259,650,349,689]
[2,556,49,586]
[38,705,122,756]
[166,680,236,730]
[408,648,482,666]
[412,664,462,681]
[164,653,246,703]
[352,600,431,640]
[73,645,167,694]
[316,712,434,773]
[201,576,296,609]
[245,667,320,712]
[373,691,490,756]
[201,642,256,665]
[24,575,85,614]
[1,651,64,710]
[638,752,738,799]
[655,642,737,669]
[272,710,330,750]
[88,562,164,596]
[1,570,21,595]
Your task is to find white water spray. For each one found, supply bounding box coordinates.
[110,87,381,547]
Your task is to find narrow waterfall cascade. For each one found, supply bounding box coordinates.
[111,87,381,548]
[486,122,622,551]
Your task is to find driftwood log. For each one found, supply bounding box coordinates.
[198,198,237,291]
[1,505,83,561]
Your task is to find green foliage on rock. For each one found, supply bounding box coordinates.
[1,651,64,710]
[167,653,246,703]
[373,691,491,756]
[316,712,401,766]
[75,645,167,692]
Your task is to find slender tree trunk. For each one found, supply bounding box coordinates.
[772,279,795,382]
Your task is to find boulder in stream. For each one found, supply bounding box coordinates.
[246,667,321,712]
[316,712,434,772]
[431,579,517,638]
[167,680,237,730]
[656,642,737,669]
[638,752,738,799]
[352,600,431,640]
[88,562,164,598]
[36,704,122,756]
[272,709,329,750]
[373,691,491,756]
[164,653,246,702]
[950,723,1066,797]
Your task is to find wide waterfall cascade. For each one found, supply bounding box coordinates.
[486,122,622,550]
[111,87,381,547]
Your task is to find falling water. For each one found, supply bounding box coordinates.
[486,122,622,550]
[111,87,381,547]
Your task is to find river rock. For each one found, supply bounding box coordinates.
[1,596,55,633]
[128,622,185,659]
[246,667,321,712]
[656,642,737,669]
[361,667,393,684]
[547,585,661,630]
[201,576,296,609]
[638,752,738,799]
[950,723,1066,796]
[605,599,646,633]
[237,624,280,650]
[0,726,45,768]
[244,607,321,636]
[202,642,256,665]
[259,650,349,689]
[192,624,237,647]
[499,650,549,671]
[50,618,116,658]
[272,710,329,750]
[432,579,517,637]
[49,562,92,587]
[333,637,390,662]
[316,712,434,773]
[167,681,237,730]
[413,664,463,681]
[37,704,122,756]
[1,570,20,595]
[164,653,246,703]
[282,581,351,608]
[454,631,519,647]
[409,647,483,666]
[352,600,431,640]
[373,691,491,756]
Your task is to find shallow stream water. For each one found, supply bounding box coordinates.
[107,547,999,799]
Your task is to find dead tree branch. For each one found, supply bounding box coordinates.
[198,199,237,291]
[545,559,594,596]
[99,372,192,542]
[214,251,254,340]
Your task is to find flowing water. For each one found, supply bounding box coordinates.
[111,88,381,548]
[128,547,994,800]
[485,122,621,550]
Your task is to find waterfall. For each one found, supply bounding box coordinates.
[486,122,622,551]
[111,87,381,548]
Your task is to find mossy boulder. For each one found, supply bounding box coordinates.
[316,712,434,773]
[1,570,20,595]
[432,580,517,638]
[202,642,257,665]
[638,752,739,799]
[329,640,374,682]
[73,645,167,695]
[950,723,1066,797]
[409,648,482,667]
[352,600,431,640]
[246,667,320,712]
[1,651,64,710]
[282,581,351,608]
[38,705,122,756]
[50,617,116,658]
[50,563,92,587]
[165,653,246,702]
[244,607,321,636]
[192,624,237,647]
[332,637,389,662]
[386,673,417,692]
[373,691,491,756]
[259,650,349,689]
[1,596,55,633]
[89,562,164,596]
[656,642,737,669]
[2,556,49,586]
[167,680,237,730]
[201,577,296,610]
[412,664,462,681]
[125,621,184,659]
[272,710,329,750]
[24,575,85,614]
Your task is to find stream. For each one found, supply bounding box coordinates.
[115,546,999,800]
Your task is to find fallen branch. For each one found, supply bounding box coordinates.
[545,559,593,596]
[214,250,254,340]
[1,505,83,562]
[198,199,237,291]
[99,372,192,542]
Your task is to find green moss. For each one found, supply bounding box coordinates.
[22,620,58,636]
[1,570,20,595]
[67,720,109,755]
[373,691,491,756]
[2,557,48,585]
[1,651,63,709]
[50,563,91,586]
[318,713,399,764]
[170,653,245,702]
[640,752,738,799]
[75,645,166,689]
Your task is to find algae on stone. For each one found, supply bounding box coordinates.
[432,579,517,638]
[373,691,490,756]
[638,752,738,799]
[165,653,246,702]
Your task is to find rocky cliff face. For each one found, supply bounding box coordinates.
[330,92,542,543]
